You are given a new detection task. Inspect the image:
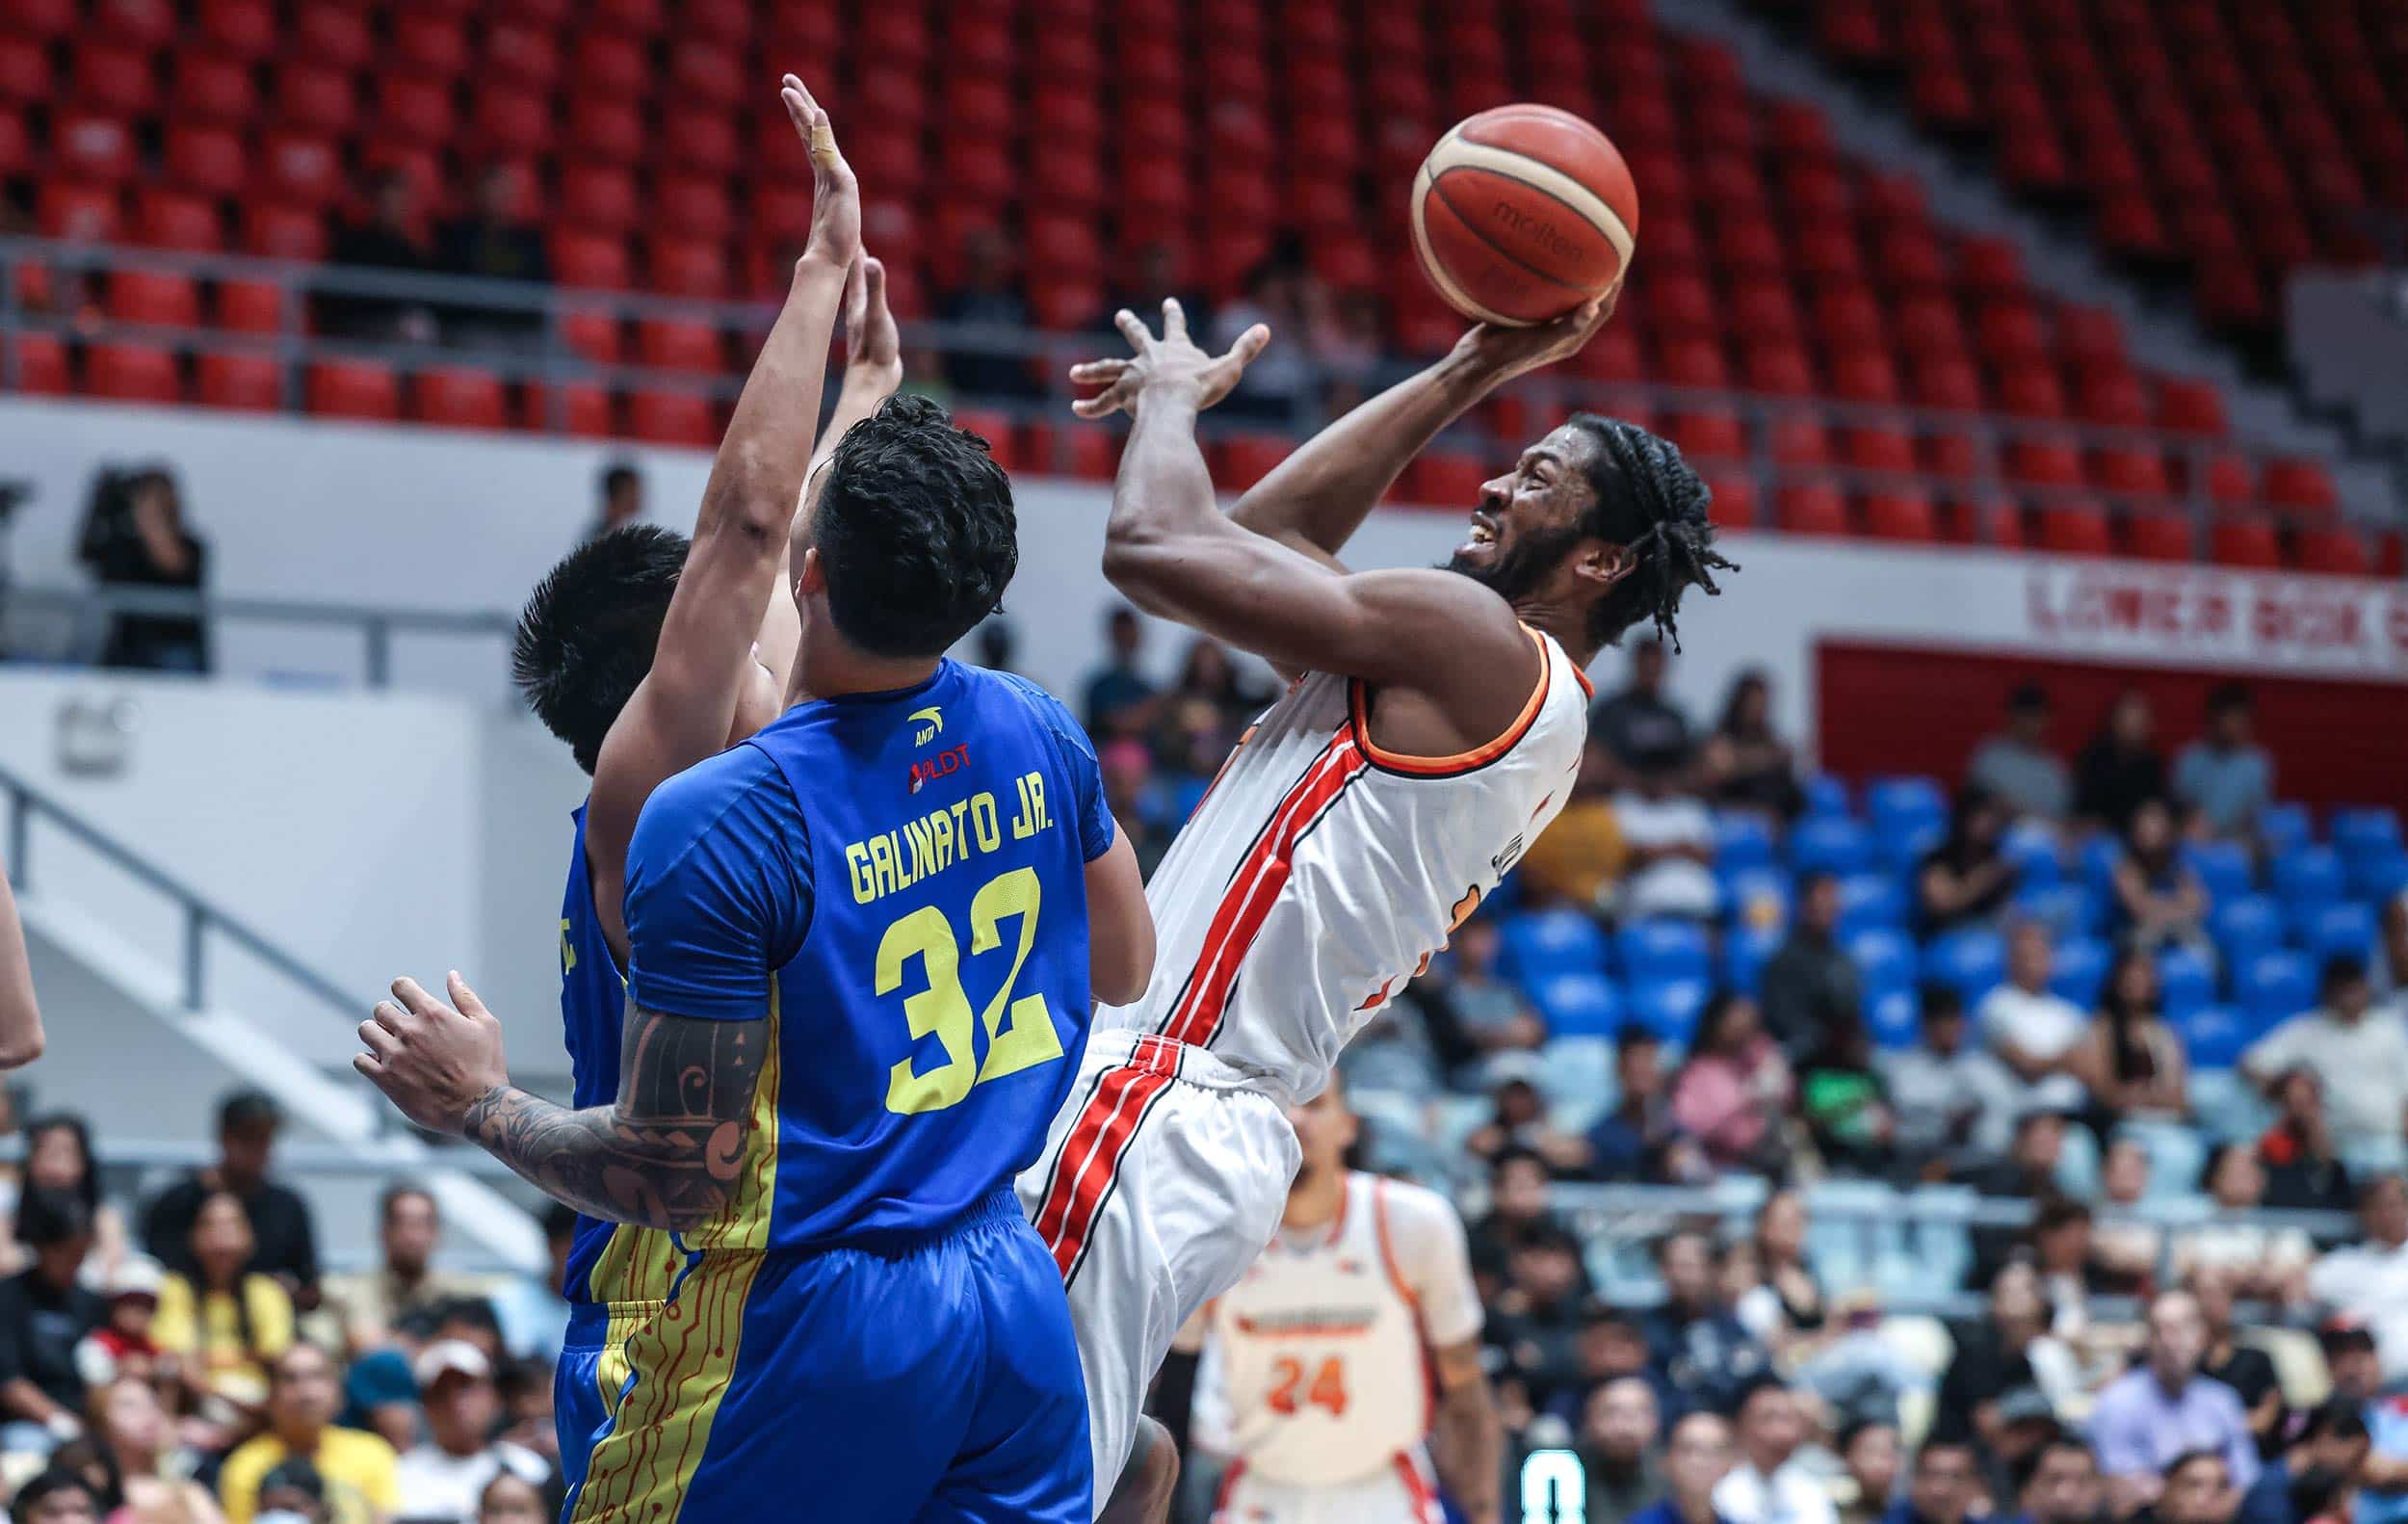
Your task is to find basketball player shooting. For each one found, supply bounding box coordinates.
[1023,294,1734,1522]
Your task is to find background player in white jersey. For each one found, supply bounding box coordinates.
[1025,296,1736,1519]
[1176,1076,1499,1524]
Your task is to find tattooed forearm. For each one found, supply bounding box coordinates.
[463,999,765,1231]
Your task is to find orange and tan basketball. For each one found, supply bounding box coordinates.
[1410,105,1639,328]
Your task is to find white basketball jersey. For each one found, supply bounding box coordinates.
[1100,627,1589,1102]
[1211,1173,1479,1486]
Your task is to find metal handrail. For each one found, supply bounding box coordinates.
[3,585,514,686]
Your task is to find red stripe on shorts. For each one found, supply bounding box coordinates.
[1034,1036,1181,1276]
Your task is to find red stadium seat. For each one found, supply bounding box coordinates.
[637,321,723,373]
[2122,513,2194,563]
[410,368,509,431]
[135,190,222,252]
[307,360,401,421]
[628,391,718,448]
[391,13,470,77]
[1862,492,1940,541]
[37,183,121,243]
[2296,527,2371,577]
[947,408,1022,472]
[645,240,728,301]
[87,345,183,405]
[2262,458,2339,513]
[375,75,456,145]
[0,0,77,39]
[244,204,326,262]
[2156,380,2228,436]
[196,0,275,57]
[2036,503,2113,558]
[1776,483,1851,537]
[1217,434,1292,492]
[71,43,156,116]
[257,133,344,206]
[1409,452,1491,507]
[196,352,283,411]
[106,271,201,328]
[559,165,638,233]
[9,335,70,395]
[570,33,650,99]
[166,124,248,197]
[2089,447,2170,499]
[53,112,139,183]
[552,233,632,290]
[92,0,174,47]
[292,3,372,67]
[482,21,561,90]
[215,280,285,332]
[1703,471,1761,532]
[2210,518,2283,569]
[517,382,615,437]
[1668,412,1747,463]
[275,62,355,135]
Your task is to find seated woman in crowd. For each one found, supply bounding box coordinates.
[92,1377,225,1524]
[153,1192,295,1428]
[2174,1143,2315,1304]
[2076,948,2190,1130]
[2073,691,2165,836]
[1919,787,2020,933]
[1669,993,1794,1176]
[2109,800,2212,956]
[1698,670,1804,820]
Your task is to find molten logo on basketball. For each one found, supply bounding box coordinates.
[908,742,970,793]
[1489,199,1583,260]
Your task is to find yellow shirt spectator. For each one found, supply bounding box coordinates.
[219,1426,400,1524]
[153,1270,295,1408]
[1515,796,1626,909]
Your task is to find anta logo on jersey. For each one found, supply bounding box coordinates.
[909,705,944,746]
[908,742,970,793]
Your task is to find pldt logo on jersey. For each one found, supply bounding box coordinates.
[909,742,971,792]
[910,706,945,746]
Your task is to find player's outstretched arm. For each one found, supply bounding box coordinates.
[357,974,762,1232]
[1092,303,1536,731]
[585,73,858,955]
[0,868,46,1069]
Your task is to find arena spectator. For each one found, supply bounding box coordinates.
[1432,919,1546,1077]
[934,225,1037,399]
[1630,1409,1737,1524]
[1613,762,1722,921]
[434,164,549,343]
[2147,1450,2240,1524]
[1839,1420,1903,1524]
[1935,1263,2080,1450]
[2010,1437,2105,1524]
[2112,800,2213,955]
[2235,1397,2368,1524]
[2089,1291,2260,1512]
[1699,670,1803,819]
[2074,693,2168,835]
[1738,1193,1825,1344]
[11,1469,100,1524]
[1798,1016,1896,1177]
[1467,1148,1559,1300]
[1591,641,1695,782]
[77,467,211,674]
[2256,1068,2356,1213]
[1643,1232,1768,1418]
[252,1460,329,1524]
[1588,1030,1704,1185]
[1208,259,1317,425]
[322,171,437,342]
[1889,1439,1982,1524]
[71,1255,164,1390]
[2187,1264,2286,1458]
[91,1376,224,1524]
[1714,1378,1838,1524]
[1553,1304,1658,1429]
[1668,994,1793,1176]
[2027,1198,2113,1374]
[2374,891,2408,1004]
[1165,638,1271,735]
[1980,922,2092,1125]
[2174,685,2272,843]
[16,1116,126,1287]
[1516,744,1627,913]
[393,1342,548,1524]
[142,1091,319,1299]
[155,1192,295,1416]
[318,1187,489,1358]
[2306,1175,2408,1382]
[579,463,642,544]
[1577,1376,1664,1524]
[1919,788,2020,933]
[2245,959,2408,1171]
[1487,1223,1593,1414]
[1968,1110,2073,1212]
[1468,1070,1591,1174]
[485,1205,571,1368]
[972,617,1017,676]
[1761,874,1862,1065]
[2081,949,2191,1130]
[219,1344,398,1524]
[1969,685,2073,824]
[1883,986,2015,1175]
[1079,606,1156,739]
[2174,1144,2315,1303]
[0,1191,103,1454]
[1091,242,1209,340]
[473,1472,547,1524]
[2091,1137,2163,1296]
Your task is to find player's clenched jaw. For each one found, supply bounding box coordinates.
[1441,422,1626,613]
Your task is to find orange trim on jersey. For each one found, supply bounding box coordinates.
[1210,1458,1246,1523]
[1160,731,1371,1048]
[1395,1452,1443,1524]
[1347,626,1552,776]
[1370,1177,1422,1317]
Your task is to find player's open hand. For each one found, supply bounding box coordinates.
[842,253,902,389]
[780,74,860,273]
[1069,300,1269,419]
[1456,278,1621,385]
[356,972,510,1136]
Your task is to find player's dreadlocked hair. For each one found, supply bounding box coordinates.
[1565,413,1738,651]
[510,523,690,775]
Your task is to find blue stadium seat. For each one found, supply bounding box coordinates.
[2183,840,2254,903]
[2210,895,2283,969]
[2353,848,2408,903]
[1714,812,1776,871]
[1845,928,1917,994]
[2175,1004,2256,1069]
[1719,866,1793,933]
[1484,871,1525,916]
[1790,815,1871,877]
[2049,936,2110,1009]
[2333,807,2403,861]
[1864,985,1921,1049]
[2078,833,2124,893]
[1630,977,1710,1047]
[2013,881,2106,939]
[1801,775,1851,819]
[1834,873,1908,937]
[1498,907,1610,984]
[1618,918,1713,983]
[2002,823,2063,890]
[1530,970,1621,1039]
[1868,775,1947,869]
[2238,950,2316,1024]
[2157,946,2215,1019]
[2272,847,2347,910]
[1923,927,2007,1004]
[2297,901,2377,964]
[1722,924,1784,994]
[2259,801,2312,856]
[1165,775,1209,822]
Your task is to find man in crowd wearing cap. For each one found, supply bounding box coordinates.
[1714,1378,1838,1524]
[393,1340,550,1524]
[2089,1291,2259,1516]
[142,1090,320,1303]
[70,1254,166,1388]
[2237,1397,2369,1524]
[220,1343,398,1524]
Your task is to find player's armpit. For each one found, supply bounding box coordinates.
[1085,830,1154,1007]
[463,998,768,1232]
[1427,1337,1504,1524]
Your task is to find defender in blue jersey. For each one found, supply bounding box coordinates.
[363,393,1153,1519]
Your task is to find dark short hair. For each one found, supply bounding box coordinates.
[1916,1439,1978,1471]
[1732,1372,1791,1415]
[2322,954,2369,997]
[1562,414,1734,651]
[12,1469,98,1524]
[510,524,690,775]
[1655,1228,1710,1265]
[543,1200,580,1242]
[1919,983,1964,1019]
[2207,681,2253,718]
[1612,1023,1662,1053]
[258,1458,327,1503]
[2012,1436,2095,1494]
[219,1089,281,1134]
[599,461,640,498]
[2008,683,2050,714]
[1837,1418,1897,1457]
[432,1296,504,1338]
[814,395,1017,658]
[2163,1449,2226,1485]
[2301,1395,2370,1444]
[380,1185,435,1222]
[1491,1144,1549,1180]
[2030,1196,2093,1237]
[14,1188,92,1248]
